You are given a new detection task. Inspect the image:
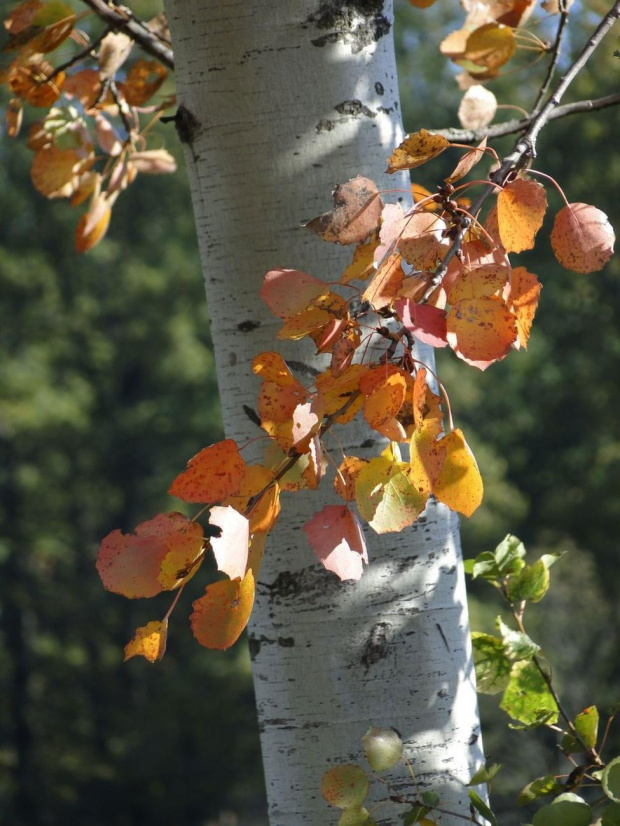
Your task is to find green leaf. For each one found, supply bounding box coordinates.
[463,559,475,575]
[573,706,599,749]
[494,534,527,575]
[497,617,541,661]
[532,793,592,826]
[518,774,561,806]
[420,791,439,807]
[469,763,502,786]
[355,456,426,534]
[561,733,583,755]
[339,806,377,826]
[322,765,369,809]
[469,790,498,826]
[471,633,512,695]
[402,804,429,825]
[540,551,564,570]
[603,757,620,803]
[500,660,559,726]
[471,551,501,580]
[506,559,550,603]
[602,802,620,826]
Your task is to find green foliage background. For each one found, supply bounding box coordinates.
[1,1,619,824]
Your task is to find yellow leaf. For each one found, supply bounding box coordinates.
[124,620,168,663]
[497,179,547,253]
[190,570,255,650]
[386,129,450,174]
[464,24,516,71]
[433,429,483,517]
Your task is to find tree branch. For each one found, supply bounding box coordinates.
[420,0,620,303]
[80,0,174,69]
[532,0,571,114]
[434,92,620,144]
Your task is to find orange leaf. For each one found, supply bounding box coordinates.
[261,269,326,319]
[362,252,404,309]
[169,439,246,503]
[398,212,450,269]
[509,266,541,348]
[447,297,517,368]
[363,372,407,430]
[316,364,367,423]
[224,464,280,534]
[253,351,298,387]
[433,429,483,517]
[386,129,450,173]
[63,68,102,109]
[5,98,23,138]
[411,182,439,212]
[497,179,547,253]
[31,144,79,198]
[550,202,615,274]
[124,620,168,663]
[8,61,64,107]
[96,512,204,598]
[464,23,516,70]
[341,234,379,283]
[75,194,111,253]
[410,426,446,495]
[258,378,306,425]
[334,456,369,501]
[413,368,444,438]
[305,176,382,245]
[446,137,488,184]
[120,59,167,106]
[190,570,255,650]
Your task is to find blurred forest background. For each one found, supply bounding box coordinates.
[1,0,619,824]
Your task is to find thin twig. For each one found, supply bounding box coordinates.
[80,0,174,69]
[434,91,620,144]
[532,0,571,114]
[47,24,112,82]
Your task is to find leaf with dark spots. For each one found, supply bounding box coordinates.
[305,176,382,245]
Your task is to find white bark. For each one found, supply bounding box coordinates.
[164,1,484,823]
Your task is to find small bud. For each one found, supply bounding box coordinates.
[362,726,404,771]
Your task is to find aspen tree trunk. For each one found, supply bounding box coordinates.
[164,2,484,823]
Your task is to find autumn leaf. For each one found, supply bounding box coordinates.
[316,364,367,424]
[260,269,326,319]
[252,351,298,386]
[394,299,448,348]
[355,445,428,533]
[458,88,497,130]
[386,129,449,173]
[190,570,255,650]
[397,212,450,269]
[169,439,246,503]
[341,234,380,283]
[509,267,541,348]
[124,620,168,663]
[434,429,483,517]
[8,61,64,107]
[129,149,177,175]
[120,59,167,106]
[334,456,369,502]
[446,137,488,184]
[550,202,615,273]
[464,24,516,70]
[224,464,280,534]
[96,512,204,598]
[362,252,404,309]
[75,193,112,253]
[208,505,250,580]
[497,179,547,253]
[63,68,102,108]
[447,296,517,369]
[30,144,79,198]
[305,176,382,245]
[363,372,407,430]
[303,505,368,581]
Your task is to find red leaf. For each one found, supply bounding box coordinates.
[394,299,448,348]
[303,505,368,581]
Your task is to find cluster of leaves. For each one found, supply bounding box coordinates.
[466,535,620,826]
[0,0,176,251]
[94,117,615,661]
[321,536,620,826]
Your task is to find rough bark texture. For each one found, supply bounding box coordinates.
[164,1,483,823]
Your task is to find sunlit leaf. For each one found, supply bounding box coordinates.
[303,505,367,581]
[30,144,79,198]
[446,136,488,184]
[355,452,427,533]
[501,660,559,726]
[386,129,449,173]
[341,234,380,283]
[190,569,255,650]
[8,61,64,106]
[97,512,204,598]
[362,251,404,309]
[224,464,280,534]
[395,299,448,348]
[447,297,517,368]
[261,268,327,319]
[124,620,168,663]
[497,179,547,253]
[129,149,177,174]
[458,87,497,130]
[496,616,540,661]
[509,266,541,348]
[398,212,449,269]
[471,633,511,694]
[362,726,404,770]
[169,439,246,503]
[433,428,483,516]
[75,193,112,253]
[603,758,620,803]
[208,505,249,580]
[506,558,550,603]
[518,775,561,806]
[550,202,615,273]
[464,23,516,70]
[120,59,167,106]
